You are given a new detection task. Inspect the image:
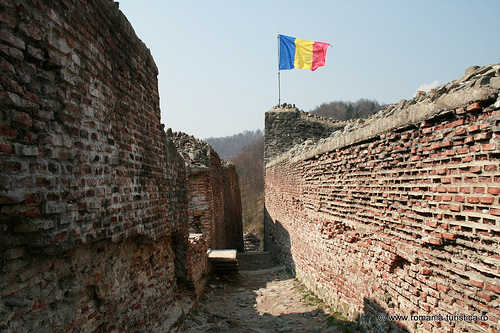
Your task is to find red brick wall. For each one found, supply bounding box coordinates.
[265,69,500,332]
[186,155,243,251]
[167,132,244,252]
[222,161,244,251]
[0,0,194,331]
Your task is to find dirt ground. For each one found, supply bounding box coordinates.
[174,252,358,333]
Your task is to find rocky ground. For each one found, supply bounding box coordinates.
[174,252,358,333]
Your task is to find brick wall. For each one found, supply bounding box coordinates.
[168,131,244,252]
[0,0,198,331]
[265,65,500,332]
[221,160,243,251]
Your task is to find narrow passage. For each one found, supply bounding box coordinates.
[175,252,357,332]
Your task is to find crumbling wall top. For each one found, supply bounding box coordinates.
[166,129,219,171]
[266,63,500,167]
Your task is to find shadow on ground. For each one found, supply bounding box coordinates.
[173,252,359,333]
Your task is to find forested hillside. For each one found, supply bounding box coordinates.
[230,137,265,240]
[208,99,386,245]
[309,98,386,120]
[205,129,263,159]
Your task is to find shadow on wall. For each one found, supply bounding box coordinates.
[358,298,410,333]
[264,207,410,333]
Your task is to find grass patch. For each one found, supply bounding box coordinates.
[326,312,358,333]
[293,279,358,333]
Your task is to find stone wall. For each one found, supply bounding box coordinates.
[265,64,500,332]
[0,0,201,331]
[264,104,344,163]
[168,131,244,252]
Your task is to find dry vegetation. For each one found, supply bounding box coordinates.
[231,137,265,240]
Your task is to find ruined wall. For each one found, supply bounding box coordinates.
[221,160,243,251]
[265,65,500,332]
[168,131,244,251]
[264,104,344,163]
[0,0,197,331]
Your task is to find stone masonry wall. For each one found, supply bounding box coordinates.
[265,64,500,332]
[264,104,344,163]
[0,0,198,331]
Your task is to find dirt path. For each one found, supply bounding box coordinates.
[174,252,357,333]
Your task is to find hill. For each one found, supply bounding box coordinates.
[309,98,386,120]
[230,136,265,243]
[205,129,263,159]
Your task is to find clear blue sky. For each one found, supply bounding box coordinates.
[118,0,500,139]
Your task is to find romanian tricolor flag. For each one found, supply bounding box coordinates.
[279,34,330,71]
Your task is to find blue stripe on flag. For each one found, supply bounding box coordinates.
[279,34,296,70]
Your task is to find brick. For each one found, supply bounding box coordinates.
[0,30,26,49]
[0,143,13,154]
[427,237,442,245]
[484,165,498,172]
[490,208,500,216]
[426,220,438,228]
[466,102,482,112]
[449,119,465,128]
[482,143,496,151]
[470,166,482,173]
[437,284,451,293]
[0,120,18,139]
[488,187,500,195]
[470,280,483,288]
[480,197,494,204]
[473,187,485,194]
[468,124,480,132]
[442,195,452,201]
[441,140,452,147]
[467,197,480,204]
[32,300,46,311]
[477,291,492,302]
[474,132,492,141]
[0,55,15,74]
[485,284,500,294]
[442,232,457,240]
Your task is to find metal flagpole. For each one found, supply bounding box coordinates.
[277,32,281,107]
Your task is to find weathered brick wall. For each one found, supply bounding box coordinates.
[0,0,198,331]
[168,131,244,252]
[265,65,500,332]
[221,160,243,251]
[187,233,209,295]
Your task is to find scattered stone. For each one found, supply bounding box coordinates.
[175,252,357,332]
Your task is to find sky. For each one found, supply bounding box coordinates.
[117,0,500,139]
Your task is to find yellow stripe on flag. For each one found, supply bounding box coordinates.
[294,38,314,70]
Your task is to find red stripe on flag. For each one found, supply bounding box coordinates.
[312,42,330,71]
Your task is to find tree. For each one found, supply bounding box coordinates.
[309,98,385,121]
[231,137,265,240]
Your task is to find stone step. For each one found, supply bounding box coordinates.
[208,249,239,273]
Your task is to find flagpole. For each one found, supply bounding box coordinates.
[277,32,281,107]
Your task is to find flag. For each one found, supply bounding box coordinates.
[279,34,330,71]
